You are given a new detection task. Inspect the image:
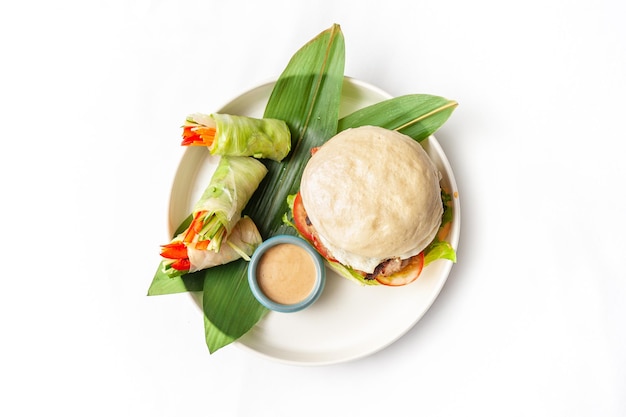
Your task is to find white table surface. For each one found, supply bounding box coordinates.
[2,1,625,416]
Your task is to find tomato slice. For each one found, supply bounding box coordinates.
[375,252,424,286]
[292,192,336,261]
[292,192,314,241]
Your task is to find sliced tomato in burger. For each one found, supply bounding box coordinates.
[375,252,424,286]
[292,192,336,261]
[292,192,313,240]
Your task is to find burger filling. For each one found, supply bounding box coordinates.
[291,191,424,283]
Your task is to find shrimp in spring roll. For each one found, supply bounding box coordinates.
[160,155,268,277]
[182,113,291,162]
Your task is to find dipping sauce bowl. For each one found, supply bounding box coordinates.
[248,235,326,313]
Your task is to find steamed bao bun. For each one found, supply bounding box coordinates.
[300,126,443,274]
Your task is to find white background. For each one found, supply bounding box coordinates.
[1,0,625,416]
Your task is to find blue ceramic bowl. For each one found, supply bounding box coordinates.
[248,235,326,313]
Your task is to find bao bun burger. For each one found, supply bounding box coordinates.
[292,125,445,286]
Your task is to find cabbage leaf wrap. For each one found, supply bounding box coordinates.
[190,155,267,249]
[183,113,291,162]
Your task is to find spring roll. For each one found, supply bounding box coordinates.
[182,113,291,162]
[186,216,262,272]
[160,216,262,277]
[160,156,267,276]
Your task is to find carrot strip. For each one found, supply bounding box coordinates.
[183,210,207,243]
[181,126,216,146]
[195,239,210,250]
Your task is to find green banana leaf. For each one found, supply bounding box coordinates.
[147,214,193,295]
[202,24,346,353]
[147,264,205,295]
[338,94,457,141]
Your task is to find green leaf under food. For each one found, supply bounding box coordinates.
[147,214,196,296]
[202,24,346,353]
[254,23,346,238]
[338,94,458,141]
[202,261,269,353]
[147,261,205,296]
[204,312,236,355]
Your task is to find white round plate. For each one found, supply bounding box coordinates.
[168,77,460,366]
